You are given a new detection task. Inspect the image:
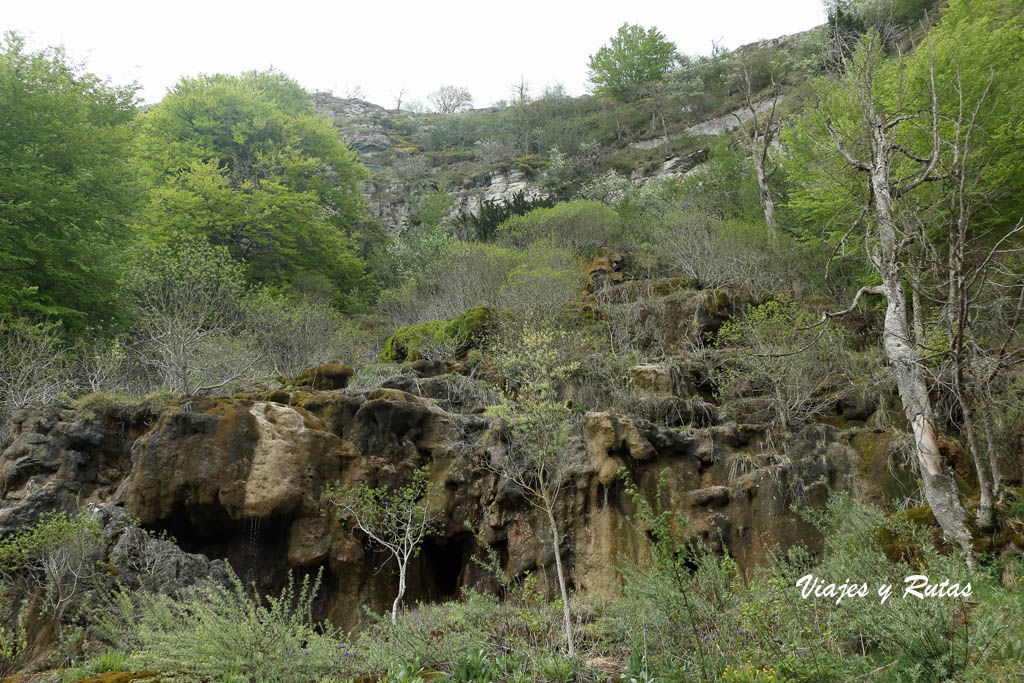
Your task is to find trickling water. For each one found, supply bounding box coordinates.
[246,516,262,581]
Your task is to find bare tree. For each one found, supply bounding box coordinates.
[129,239,257,396]
[327,467,435,625]
[933,66,1020,530]
[815,34,976,565]
[0,319,67,442]
[731,65,782,235]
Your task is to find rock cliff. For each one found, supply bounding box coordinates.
[0,361,917,632]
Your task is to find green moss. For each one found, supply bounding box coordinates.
[379,306,497,363]
[72,392,166,425]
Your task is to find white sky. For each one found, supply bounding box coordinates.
[5,0,826,109]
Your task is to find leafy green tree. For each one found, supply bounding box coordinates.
[427,85,473,114]
[588,24,677,102]
[327,467,436,625]
[487,324,581,657]
[786,0,1024,539]
[0,32,139,332]
[135,70,371,309]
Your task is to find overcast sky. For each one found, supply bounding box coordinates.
[6,0,827,109]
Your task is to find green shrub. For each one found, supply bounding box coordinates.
[495,201,620,253]
[379,306,497,363]
[60,650,129,681]
[715,297,865,428]
[0,510,104,643]
[241,290,369,377]
[72,391,163,424]
[128,567,349,682]
[611,474,1019,682]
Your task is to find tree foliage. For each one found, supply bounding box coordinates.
[135,70,371,309]
[327,467,436,624]
[487,323,581,656]
[588,24,677,102]
[428,85,473,114]
[0,32,139,332]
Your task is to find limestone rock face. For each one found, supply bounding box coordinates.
[243,402,337,518]
[684,97,784,137]
[0,383,920,630]
[0,405,146,535]
[95,503,230,591]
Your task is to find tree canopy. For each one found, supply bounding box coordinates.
[135,70,372,309]
[0,32,139,332]
[427,85,473,114]
[587,23,677,102]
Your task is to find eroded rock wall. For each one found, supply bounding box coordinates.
[0,376,904,630]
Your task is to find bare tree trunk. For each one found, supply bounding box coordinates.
[958,389,994,529]
[978,387,1006,504]
[752,152,777,230]
[392,559,406,625]
[868,135,975,565]
[544,496,574,658]
[732,67,780,238]
[949,215,995,529]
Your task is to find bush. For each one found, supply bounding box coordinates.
[377,241,581,326]
[611,477,1018,681]
[127,238,257,396]
[379,307,497,363]
[452,191,555,242]
[60,650,129,682]
[678,142,762,223]
[495,200,620,253]
[0,318,69,441]
[0,510,104,644]
[715,297,866,428]
[129,567,349,682]
[242,290,359,378]
[645,213,791,298]
[350,585,577,681]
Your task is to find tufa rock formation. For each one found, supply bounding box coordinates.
[0,356,921,634]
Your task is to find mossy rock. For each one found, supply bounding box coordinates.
[267,389,292,404]
[877,505,940,566]
[295,364,354,390]
[72,392,166,425]
[75,673,160,683]
[379,306,497,363]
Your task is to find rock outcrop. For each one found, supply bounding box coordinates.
[0,376,918,632]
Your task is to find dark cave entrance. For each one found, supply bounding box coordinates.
[419,532,474,602]
[147,504,291,590]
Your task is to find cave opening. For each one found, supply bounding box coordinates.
[144,502,293,595]
[419,532,473,602]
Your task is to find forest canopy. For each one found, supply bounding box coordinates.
[135,70,372,309]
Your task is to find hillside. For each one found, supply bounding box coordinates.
[1,0,1024,680]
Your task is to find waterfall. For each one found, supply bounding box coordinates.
[246,516,262,581]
